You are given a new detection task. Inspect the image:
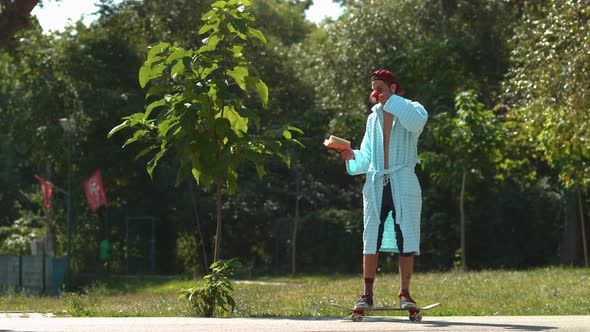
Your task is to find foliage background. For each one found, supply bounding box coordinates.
[0,0,588,281]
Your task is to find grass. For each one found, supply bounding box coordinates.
[1,267,589,317]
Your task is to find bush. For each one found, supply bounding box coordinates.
[178,258,240,317]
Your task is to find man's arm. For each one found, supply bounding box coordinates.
[345,117,372,175]
[384,95,428,133]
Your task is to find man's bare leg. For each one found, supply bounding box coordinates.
[364,254,379,278]
[398,255,416,308]
[399,255,413,290]
[354,254,379,308]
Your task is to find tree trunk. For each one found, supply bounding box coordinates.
[460,171,467,269]
[188,180,209,273]
[577,187,588,268]
[213,183,222,263]
[0,0,40,48]
[560,189,580,265]
[291,169,301,275]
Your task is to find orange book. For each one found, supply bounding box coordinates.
[323,135,351,151]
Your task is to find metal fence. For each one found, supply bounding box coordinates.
[0,255,66,295]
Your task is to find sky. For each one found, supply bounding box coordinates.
[32,0,344,33]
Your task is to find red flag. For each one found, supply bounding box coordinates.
[34,175,54,209]
[83,170,108,213]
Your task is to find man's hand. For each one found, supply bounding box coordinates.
[339,148,354,161]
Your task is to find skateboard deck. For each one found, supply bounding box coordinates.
[331,302,440,322]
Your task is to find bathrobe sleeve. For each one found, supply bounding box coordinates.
[384,95,428,133]
[346,115,372,175]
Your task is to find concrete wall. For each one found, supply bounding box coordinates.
[0,255,66,295]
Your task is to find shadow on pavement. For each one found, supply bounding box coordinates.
[421,319,557,331]
[333,316,557,331]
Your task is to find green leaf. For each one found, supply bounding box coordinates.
[255,163,265,178]
[150,63,167,81]
[197,63,219,79]
[199,138,219,169]
[108,119,130,138]
[201,8,217,22]
[222,106,248,134]
[147,143,168,178]
[240,0,252,6]
[231,45,244,58]
[122,130,147,148]
[282,130,292,140]
[290,138,305,148]
[128,112,146,126]
[135,146,156,160]
[247,27,267,44]
[155,107,174,126]
[140,60,167,88]
[166,48,186,63]
[147,42,170,59]
[214,117,231,139]
[227,169,238,194]
[199,33,222,53]
[228,21,247,39]
[211,1,227,9]
[146,85,168,99]
[276,153,291,168]
[191,167,201,185]
[139,65,151,88]
[171,60,186,78]
[158,119,181,139]
[145,99,167,120]
[227,66,249,90]
[244,76,268,107]
[144,54,166,67]
[199,22,219,35]
[283,125,303,134]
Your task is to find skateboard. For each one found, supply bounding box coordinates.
[331,302,440,322]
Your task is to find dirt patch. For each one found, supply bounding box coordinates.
[233,280,290,286]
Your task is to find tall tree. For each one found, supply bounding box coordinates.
[503,0,590,267]
[3,27,84,257]
[110,0,302,263]
[423,90,504,269]
[95,0,215,49]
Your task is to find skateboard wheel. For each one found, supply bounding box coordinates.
[409,310,422,321]
[409,308,421,321]
[351,313,363,322]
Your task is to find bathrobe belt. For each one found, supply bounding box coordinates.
[367,163,415,225]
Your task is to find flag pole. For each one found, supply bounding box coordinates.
[59,117,74,292]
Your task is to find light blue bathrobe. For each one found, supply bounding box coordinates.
[346,95,428,255]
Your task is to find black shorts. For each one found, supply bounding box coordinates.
[377,182,411,255]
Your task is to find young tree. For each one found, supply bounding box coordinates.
[109,0,302,263]
[424,90,504,269]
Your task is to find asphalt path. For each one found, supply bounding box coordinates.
[1,314,590,332]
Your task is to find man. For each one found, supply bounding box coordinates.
[339,69,428,309]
